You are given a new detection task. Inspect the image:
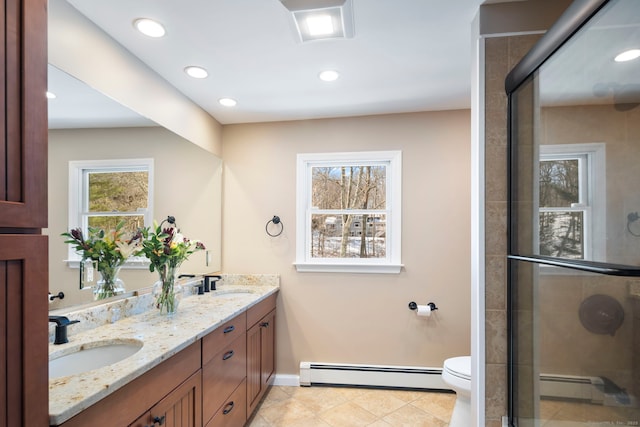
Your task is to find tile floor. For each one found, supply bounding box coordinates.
[539,399,640,427]
[247,386,456,427]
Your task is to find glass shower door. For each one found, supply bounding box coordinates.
[507,0,640,425]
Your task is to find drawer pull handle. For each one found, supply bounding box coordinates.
[260,321,269,328]
[223,325,235,334]
[222,350,234,360]
[223,401,235,415]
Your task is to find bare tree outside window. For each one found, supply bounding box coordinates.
[310,165,386,258]
[539,158,584,259]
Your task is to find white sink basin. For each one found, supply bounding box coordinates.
[211,289,256,299]
[49,339,143,379]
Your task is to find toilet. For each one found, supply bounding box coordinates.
[442,356,471,427]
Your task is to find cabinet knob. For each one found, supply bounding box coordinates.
[222,401,235,415]
[153,415,165,425]
[260,321,269,328]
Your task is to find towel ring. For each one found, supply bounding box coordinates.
[266,215,284,237]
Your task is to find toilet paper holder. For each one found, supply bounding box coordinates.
[408,301,438,311]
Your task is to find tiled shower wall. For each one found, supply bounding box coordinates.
[483,34,542,427]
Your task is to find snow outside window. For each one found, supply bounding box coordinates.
[295,151,402,273]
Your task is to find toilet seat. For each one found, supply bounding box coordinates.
[444,356,471,381]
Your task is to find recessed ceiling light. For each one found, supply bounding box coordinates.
[281,0,354,43]
[614,49,640,62]
[219,98,237,107]
[133,18,166,38]
[46,91,56,99]
[184,66,208,79]
[319,70,339,82]
[306,14,334,36]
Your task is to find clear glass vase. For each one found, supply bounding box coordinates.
[94,265,125,300]
[152,264,182,316]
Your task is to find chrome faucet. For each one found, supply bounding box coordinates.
[48,316,80,345]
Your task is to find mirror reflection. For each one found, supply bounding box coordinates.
[46,65,222,310]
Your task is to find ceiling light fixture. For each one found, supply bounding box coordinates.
[184,66,208,79]
[133,18,166,38]
[218,98,237,107]
[319,70,339,82]
[614,49,640,62]
[280,0,354,43]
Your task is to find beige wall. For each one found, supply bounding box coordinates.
[47,126,222,309]
[221,110,471,375]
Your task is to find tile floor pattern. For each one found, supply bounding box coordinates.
[247,386,456,427]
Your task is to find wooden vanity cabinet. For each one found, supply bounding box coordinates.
[55,293,277,427]
[59,342,201,427]
[246,294,277,416]
[202,314,247,426]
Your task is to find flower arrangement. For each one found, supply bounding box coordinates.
[62,222,143,299]
[138,217,206,315]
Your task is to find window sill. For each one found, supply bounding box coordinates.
[294,262,403,274]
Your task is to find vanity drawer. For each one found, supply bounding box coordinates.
[202,332,246,424]
[205,379,247,427]
[202,312,246,365]
[247,293,276,328]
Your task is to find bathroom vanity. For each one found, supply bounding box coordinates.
[48,278,278,427]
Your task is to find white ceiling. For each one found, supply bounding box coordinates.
[48,0,482,127]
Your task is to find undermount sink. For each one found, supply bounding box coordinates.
[49,339,143,379]
[211,289,256,299]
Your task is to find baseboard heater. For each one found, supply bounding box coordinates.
[299,362,449,391]
[540,374,635,407]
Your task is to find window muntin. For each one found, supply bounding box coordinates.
[68,159,153,265]
[85,169,149,232]
[296,151,402,273]
[538,144,605,262]
[539,155,587,259]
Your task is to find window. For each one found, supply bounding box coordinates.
[538,143,605,262]
[67,158,154,265]
[295,151,402,273]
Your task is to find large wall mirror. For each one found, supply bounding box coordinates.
[47,1,222,310]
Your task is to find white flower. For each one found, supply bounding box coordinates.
[116,239,142,259]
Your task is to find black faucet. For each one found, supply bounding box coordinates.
[48,316,80,345]
[204,275,222,292]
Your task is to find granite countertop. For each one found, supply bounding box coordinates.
[48,278,279,426]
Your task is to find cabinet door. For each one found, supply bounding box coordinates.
[0,235,48,426]
[0,0,48,424]
[260,310,276,388]
[246,309,276,415]
[130,370,202,427]
[0,0,48,229]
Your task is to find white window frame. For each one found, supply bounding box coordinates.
[295,151,403,273]
[538,143,605,270]
[67,158,154,268]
